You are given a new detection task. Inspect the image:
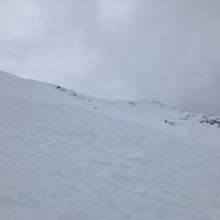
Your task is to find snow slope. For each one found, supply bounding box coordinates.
[0,71,220,220]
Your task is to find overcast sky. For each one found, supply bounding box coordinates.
[0,0,219,114]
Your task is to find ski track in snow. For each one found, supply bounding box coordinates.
[0,71,220,220]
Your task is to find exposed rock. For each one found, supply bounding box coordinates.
[56,86,66,92]
[128,101,135,106]
[200,115,220,127]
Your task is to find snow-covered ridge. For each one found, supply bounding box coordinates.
[55,83,220,131]
[1,70,219,131]
[1,70,219,137]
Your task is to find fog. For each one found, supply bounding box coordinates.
[0,0,219,114]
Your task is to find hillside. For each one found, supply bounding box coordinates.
[0,71,220,220]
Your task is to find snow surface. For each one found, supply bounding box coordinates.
[0,71,220,220]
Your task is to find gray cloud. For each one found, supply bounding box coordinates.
[0,0,219,114]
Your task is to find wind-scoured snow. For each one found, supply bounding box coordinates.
[0,71,220,220]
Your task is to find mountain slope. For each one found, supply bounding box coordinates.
[0,71,220,220]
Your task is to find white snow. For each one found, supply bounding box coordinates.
[0,71,220,220]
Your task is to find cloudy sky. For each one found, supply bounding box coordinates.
[0,0,219,114]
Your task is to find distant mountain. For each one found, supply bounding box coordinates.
[0,71,219,220]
